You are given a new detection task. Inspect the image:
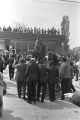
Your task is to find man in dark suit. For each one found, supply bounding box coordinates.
[48,61,59,102]
[8,55,14,80]
[25,58,39,104]
[37,60,48,103]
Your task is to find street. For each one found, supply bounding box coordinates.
[3,67,80,120]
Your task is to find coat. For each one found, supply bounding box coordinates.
[25,62,39,82]
[48,65,59,85]
[38,64,48,83]
[9,57,14,67]
[15,63,27,81]
[59,62,71,79]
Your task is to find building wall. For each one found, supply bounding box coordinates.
[10,39,63,55]
[0,32,65,55]
[0,39,5,51]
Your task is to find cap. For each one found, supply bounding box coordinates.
[30,58,35,61]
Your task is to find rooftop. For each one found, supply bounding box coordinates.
[0,31,65,42]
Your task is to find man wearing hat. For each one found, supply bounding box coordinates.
[25,57,39,103]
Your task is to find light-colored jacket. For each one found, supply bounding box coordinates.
[59,62,71,79]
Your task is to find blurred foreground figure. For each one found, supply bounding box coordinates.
[71,92,80,107]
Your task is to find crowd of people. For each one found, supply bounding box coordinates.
[0,26,60,35]
[1,50,80,104]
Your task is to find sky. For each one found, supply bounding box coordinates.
[0,0,80,49]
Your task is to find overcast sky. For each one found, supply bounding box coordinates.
[0,0,80,49]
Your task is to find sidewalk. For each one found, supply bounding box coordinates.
[3,68,80,120]
[73,76,80,91]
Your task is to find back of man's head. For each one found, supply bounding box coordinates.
[62,57,67,62]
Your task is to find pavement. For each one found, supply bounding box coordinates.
[3,67,80,120]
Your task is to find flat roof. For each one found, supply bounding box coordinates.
[0,31,65,42]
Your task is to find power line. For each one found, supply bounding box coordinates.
[60,0,80,4]
[32,0,80,7]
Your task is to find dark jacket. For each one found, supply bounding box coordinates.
[9,57,14,67]
[38,64,48,83]
[15,63,27,81]
[0,57,4,72]
[48,65,59,85]
[25,62,39,82]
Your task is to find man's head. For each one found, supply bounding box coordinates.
[62,57,67,62]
